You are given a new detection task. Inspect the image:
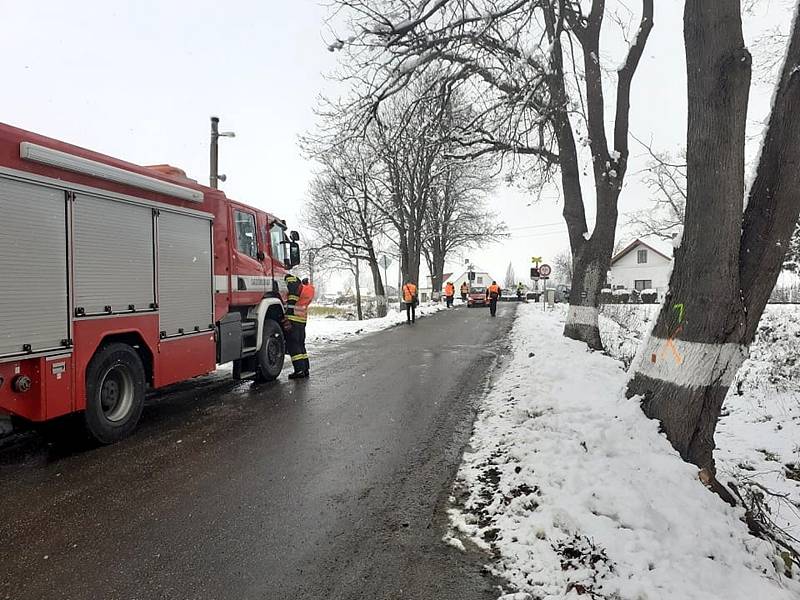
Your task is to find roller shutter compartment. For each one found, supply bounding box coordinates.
[0,178,69,357]
[73,194,155,315]
[158,211,213,337]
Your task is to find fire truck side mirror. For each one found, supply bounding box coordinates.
[256,250,266,261]
[288,242,301,267]
[290,230,300,242]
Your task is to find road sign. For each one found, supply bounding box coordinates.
[531,256,542,265]
[468,271,476,281]
[530,267,540,279]
[539,264,551,277]
[379,255,392,269]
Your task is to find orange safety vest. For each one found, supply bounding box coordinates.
[445,282,455,296]
[289,283,315,323]
[402,283,417,302]
[487,283,500,299]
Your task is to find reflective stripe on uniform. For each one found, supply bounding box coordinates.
[287,315,307,323]
[291,353,308,361]
[288,294,300,301]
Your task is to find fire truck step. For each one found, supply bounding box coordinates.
[241,346,257,357]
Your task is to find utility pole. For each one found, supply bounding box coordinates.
[209,116,235,189]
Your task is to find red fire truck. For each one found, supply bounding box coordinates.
[0,123,300,443]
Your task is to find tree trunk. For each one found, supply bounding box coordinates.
[564,188,618,350]
[432,251,445,295]
[424,249,446,295]
[545,1,652,351]
[739,10,800,340]
[626,0,752,472]
[353,259,363,321]
[367,257,387,317]
[400,235,421,287]
[564,246,608,350]
[543,6,593,348]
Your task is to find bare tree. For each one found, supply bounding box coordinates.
[304,161,389,319]
[552,249,573,286]
[370,80,456,289]
[625,145,687,240]
[626,1,800,489]
[327,0,654,350]
[422,157,506,294]
[625,141,800,271]
[302,133,391,316]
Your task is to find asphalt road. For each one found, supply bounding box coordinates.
[0,302,517,600]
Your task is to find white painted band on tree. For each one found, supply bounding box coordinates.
[633,336,749,389]
[566,305,599,328]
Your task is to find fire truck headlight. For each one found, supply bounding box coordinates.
[12,375,31,393]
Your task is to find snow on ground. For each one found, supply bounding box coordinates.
[305,302,445,350]
[447,303,800,600]
[598,304,800,549]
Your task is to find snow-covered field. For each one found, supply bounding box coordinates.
[447,303,800,600]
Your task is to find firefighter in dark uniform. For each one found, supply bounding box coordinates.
[284,275,315,379]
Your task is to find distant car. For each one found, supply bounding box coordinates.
[467,286,487,307]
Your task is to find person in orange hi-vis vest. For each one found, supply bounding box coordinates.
[460,281,469,303]
[402,281,418,323]
[444,281,455,308]
[486,281,501,317]
[284,275,315,379]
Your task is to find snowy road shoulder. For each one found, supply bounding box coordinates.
[447,303,799,600]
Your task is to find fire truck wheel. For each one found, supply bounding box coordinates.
[84,343,146,444]
[256,319,285,381]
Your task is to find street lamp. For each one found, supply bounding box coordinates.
[210,116,235,189]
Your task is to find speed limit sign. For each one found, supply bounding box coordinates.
[539,264,552,277]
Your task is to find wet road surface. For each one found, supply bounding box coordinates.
[0,303,517,600]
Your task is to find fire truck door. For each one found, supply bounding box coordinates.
[231,207,269,295]
[266,218,289,284]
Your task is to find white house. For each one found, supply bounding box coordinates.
[607,238,673,298]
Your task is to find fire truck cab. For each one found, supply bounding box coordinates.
[0,123,300,442]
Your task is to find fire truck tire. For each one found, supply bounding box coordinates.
[84,343,146,444]
[256,319,285,381]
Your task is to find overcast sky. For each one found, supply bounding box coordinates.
[0,0,787,291]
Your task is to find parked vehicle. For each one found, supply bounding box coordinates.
[467,286,488,307]
[0,123,300,442]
